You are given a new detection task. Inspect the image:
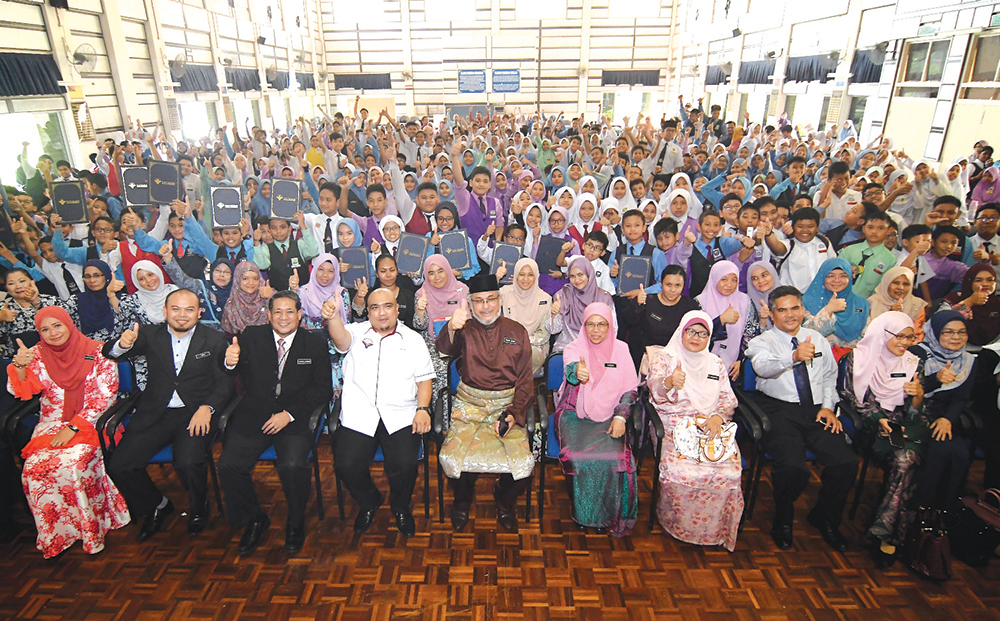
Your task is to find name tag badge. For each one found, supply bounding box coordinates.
[719,344,727,349]
[297,358,312,365]
[855,308,864,313]
[447,300,458,305]
[290,257,301,269]
[604,362,617,368]
[819,247,827,253]
[890,372,907,378]
[814,351,823,358]
[707,374,720,381]
[650,313,662,322]
[84,354,95,360]
[195,351,210,359]
[503,337,517,345]
[539,300,548,305]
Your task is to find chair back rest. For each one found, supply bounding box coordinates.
[546,353,564,392]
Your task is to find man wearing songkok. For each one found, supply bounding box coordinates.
[436,274,534,533]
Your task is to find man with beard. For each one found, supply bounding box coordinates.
[325,288,434,537]
[435,274,534,533]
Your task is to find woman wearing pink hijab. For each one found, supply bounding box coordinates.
[554,303,639,536]
[837,311,926,569]
[414,255,470,418]
[648,310,742,551]
[696,261,760,381]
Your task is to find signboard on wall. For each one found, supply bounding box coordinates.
[458,70,487,94]
[492,69,520,93]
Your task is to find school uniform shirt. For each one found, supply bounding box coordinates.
[693,236,744,262]
[816,188,862,221]
[776,236,836,292]
[968,234,1000,281]
[838,242,896,298]
[590,257,616,296]
[894,251,935,286]
[336,321,435,436]
[304,211,345,255]
[745,326,839,411]
[922,254,969,299]
[38,259,84,300]
[651,140,683,174]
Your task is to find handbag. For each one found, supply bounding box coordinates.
[672,414,739,464]
[908,507,951,581]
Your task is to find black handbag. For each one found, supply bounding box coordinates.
[951,490,1000,567]
[908,507,951,581]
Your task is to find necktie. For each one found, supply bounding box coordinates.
[324,218,335,253]
[583,224,589,237]
[61,263,80,295]
[628,245,634,256]
[174,239,184,258]
[426,214,434,231]
[276,337,288,396]
[790,337,814,405]
[985,241,993,259]
[858,250,873,277]
[281,243,288,258]
[229,250,237,262]
[478,196,488,217]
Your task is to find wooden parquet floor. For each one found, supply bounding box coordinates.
[3,443,1000,621]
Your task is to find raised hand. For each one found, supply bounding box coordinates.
[119,322,140,349]
[355,278,369,299]
[0,299,17,323]
[495,260,507,282]
[577,356,590,383]
[903,372,923,398]
[370,239,381,254]
[107,276,125,297]
[288,268,300,291]
[448,298,469,331]
[684,229,697,245]
[321,297,341,321]
[637,284,647,305]
[550,293,562,317]
[720,303,739,325]
[484,223,496,240]
[671,361,686,391]
[793,335,815,363]
[12,338,33,368]
[937,361,957,385]
[158,243,172,261]
[415,290,428,314]
[826,291,847,314]
[225,336,241,367]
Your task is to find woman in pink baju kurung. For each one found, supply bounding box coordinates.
[8,306,129,559]
[647,310,743,551]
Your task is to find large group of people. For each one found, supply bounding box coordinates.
[0,98,996,573]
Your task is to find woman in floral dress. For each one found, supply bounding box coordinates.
[8,306,129,558]
[647,310,743,551]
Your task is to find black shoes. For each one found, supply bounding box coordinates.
[187,500,210,536]
[137,500,174,542]
[771,521,793,550]
[237,514,270,555]
[497,509,518,533]
[807,510,849,552]
[285,525,306,554]
[354,507,378,535]
[394,511,415,537]
[451,508,469,531]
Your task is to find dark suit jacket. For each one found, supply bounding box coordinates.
[225,325,333,437]
[101,323,234,433]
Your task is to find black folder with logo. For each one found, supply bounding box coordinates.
[270,179,300,220]
[120,165,149,208]
[617,255,651,294]
[211,186,243,229]
[534,234,565,275]
[49,181,87,224]
[396,232,430,278]
[490,242,522,285]
[339,246,370,288]
[147,160,183,204]
[439,230,471,271]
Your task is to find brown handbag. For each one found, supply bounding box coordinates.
[908,507,951,581]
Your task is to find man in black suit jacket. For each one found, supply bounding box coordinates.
[218,290,333,555]
[103,289,234,542]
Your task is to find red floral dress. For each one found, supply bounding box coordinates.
[10,349,130,558]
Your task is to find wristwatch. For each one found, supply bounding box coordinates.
[416,406,431,413]
[67,424,79,433]
[207,406,215,416]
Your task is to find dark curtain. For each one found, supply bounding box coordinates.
[334,73,392,90]
[225,67,261,92]
[172,64,218,92]
[600,69,660,86]
[0,53,65,97]
[705,65,730,86]
[737,60,776,85]
[851,50,883,84]
[296,72,315,90]
[269,70,289,90]
[784,54,838,83]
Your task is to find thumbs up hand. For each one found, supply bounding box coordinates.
[826,291,847,314]
[720,302,740,325]
[119,322,140,349]
[793,334,816,363]
[449,298,469,332]
[670,361,686,391]
[937,361,958,385]
[12,338,34,369]
[0,299,17,323]
[225,336,241,367]
[107,276,125,297]
[550,293,562,317]
[577,356,591,384]
[321,297,341,321]
[904,372,923,398]
[758,299,770,323]
[637,284,647,306]
[288,268,300,291]
[415,289,428,314]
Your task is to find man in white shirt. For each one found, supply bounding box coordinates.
[744,285,857,553]
[303,181,344,255]
[328,288,434,537]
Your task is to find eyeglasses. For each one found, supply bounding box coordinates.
[470,294,500,306]
[884,329,918,343]
[978,216,999,223]
[583,242,605,252]
[93,227,114,233]
[684,328,710,339]
[940,329,968,337]
[584,321,610,330]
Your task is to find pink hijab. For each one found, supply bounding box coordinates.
[298,253,347,323]
[417,254,469,321]
[972,166,1000,205]
[695,261,749,366]
[562,303,638,422]
[662,310,726,416]
[852,311,920,410]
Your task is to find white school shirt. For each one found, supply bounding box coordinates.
[590,257,616,296]
[776,236,836,292]
[816,188,861,221]
[745,326,839,411]
[968,234,1000,281]
[336,322,435,436]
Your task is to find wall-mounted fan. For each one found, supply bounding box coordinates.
[265,63,279,83]
[68,43,97,75]
[169,53,188,79]
[868,42,889,65]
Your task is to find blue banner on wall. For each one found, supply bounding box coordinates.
[458,70,487,94]
[492,69,520,93]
